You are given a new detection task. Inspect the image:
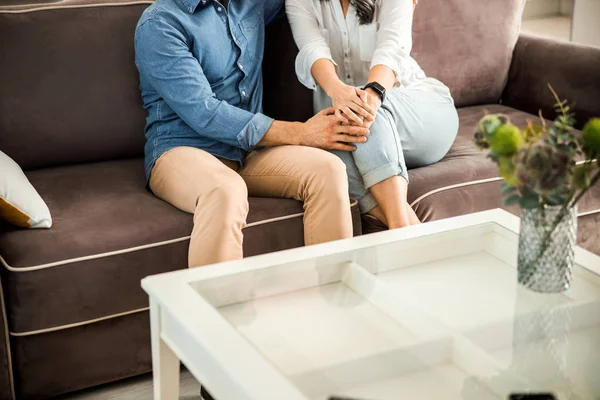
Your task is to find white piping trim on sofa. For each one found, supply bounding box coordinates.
[410,177,503,208]
[0,283,16,399]
[6,208,600,339]
[2,201,362,337]
[0,236,190,272]
[0,1,153,14]
[2,201,596,339]
[410,159,597,209]
[579,208,600,217]
[0,209,316,272]
[9,307,150,337]
[246,212,305,228]
[0,201,358,272]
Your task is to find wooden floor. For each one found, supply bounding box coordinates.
[55,369,202,400]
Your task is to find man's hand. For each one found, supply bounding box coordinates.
[330,83,376,126]
[295,107,370,151]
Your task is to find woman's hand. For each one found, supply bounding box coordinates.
[329,83,376,126]
[357,88,382,129]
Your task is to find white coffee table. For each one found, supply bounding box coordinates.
[141,209,600,400]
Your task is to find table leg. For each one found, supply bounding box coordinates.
[150,298,180,399]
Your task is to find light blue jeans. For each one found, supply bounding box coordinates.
[331,86,459,214]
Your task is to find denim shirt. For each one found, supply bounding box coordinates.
[134,0,283,181]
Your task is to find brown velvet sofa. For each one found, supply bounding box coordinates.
[0,0,599,398]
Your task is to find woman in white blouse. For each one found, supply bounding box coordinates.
[286,0,459,228]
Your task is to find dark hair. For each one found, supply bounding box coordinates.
[320,0,376,25]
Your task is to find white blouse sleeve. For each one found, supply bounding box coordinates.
[371,0,415,85]
[285,0,338,90]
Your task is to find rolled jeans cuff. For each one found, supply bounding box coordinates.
[362,162,408,189]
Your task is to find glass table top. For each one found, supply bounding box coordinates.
[189,220,600,400]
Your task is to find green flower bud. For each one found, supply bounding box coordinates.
[498,156,520,186]
[583,118,600,153]
[490,123,524,156]
[477,114,504,137]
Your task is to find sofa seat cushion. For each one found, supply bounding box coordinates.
[365,104,600,255]
[0,158,360,333]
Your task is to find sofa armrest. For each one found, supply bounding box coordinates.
[502,34,600,129]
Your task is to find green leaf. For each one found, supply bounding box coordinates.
[545,194,568,206]
[505,194,520,206]
[519,194,540,209]
[501,182,517,195]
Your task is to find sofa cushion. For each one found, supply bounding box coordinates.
[0,0,150,171]
[0,158,360,333]
[411,0,525,107]
[364,104,600,255]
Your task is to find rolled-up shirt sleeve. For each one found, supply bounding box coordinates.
[286,0,337,90]
[135,18,273,151]
[371,0,416,86]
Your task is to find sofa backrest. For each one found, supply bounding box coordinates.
[0,0,150,171]
[411,0,525,107]
[0,0,525,171]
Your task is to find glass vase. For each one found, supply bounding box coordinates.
[517,205,578,293]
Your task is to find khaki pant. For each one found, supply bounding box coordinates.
[149,146,353,268]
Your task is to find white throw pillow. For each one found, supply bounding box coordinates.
[0,151,52,228]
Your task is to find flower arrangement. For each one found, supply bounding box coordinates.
[474,86,600,211]
[474,85,600,292]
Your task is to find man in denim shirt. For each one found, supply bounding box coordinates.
[135,0,368,268]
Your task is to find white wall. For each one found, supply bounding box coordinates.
[572,0,600,46]
[560,0,575,15]
[523,0,574,18]
[523,0,560,19]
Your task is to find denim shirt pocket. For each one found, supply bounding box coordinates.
[240,13,264,61]
[359,23,378,62]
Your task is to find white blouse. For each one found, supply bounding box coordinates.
[285,0,451,113]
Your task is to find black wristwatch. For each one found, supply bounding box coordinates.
[362,81,386,103]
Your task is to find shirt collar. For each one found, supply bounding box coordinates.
[180,0,209,14]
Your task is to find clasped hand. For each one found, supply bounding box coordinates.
[331,84,381,129]
[299,84,381,151]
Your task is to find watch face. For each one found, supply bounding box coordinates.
[371,82,385,93]
[365,82,384,95]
